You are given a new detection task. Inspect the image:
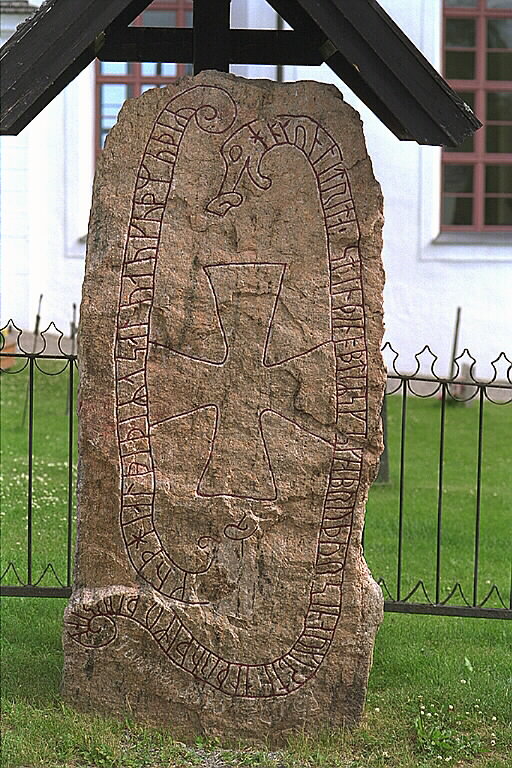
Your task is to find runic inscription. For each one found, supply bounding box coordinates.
[63,74,384,741]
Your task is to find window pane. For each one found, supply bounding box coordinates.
[486,165,512,192]
[486,125,512,152]
[451,134,475,152]
[100,83,130,116]
[185,10,193,27]
[445,0,477,6]
[183,63,194,75]
[156,62,177,77]
[141,62,178,77]
[141,62,157,76]
[142,10,177,27]
[487,91,512,120]
[162,62,178,76]
[442,196,473,224]
[486,0,512,8]
[445,51,475,78]
[487,51,512,79]
[446,19,476,48]
[100,62,130,75]
[487,19,512,49]
[100,84,132,146]
[444,164,474,192]
[485,197,512,224]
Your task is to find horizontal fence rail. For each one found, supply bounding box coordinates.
[1,322,511,619]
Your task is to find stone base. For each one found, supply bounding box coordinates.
[62,550,382,744]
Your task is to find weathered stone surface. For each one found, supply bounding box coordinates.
[62,71,385,744]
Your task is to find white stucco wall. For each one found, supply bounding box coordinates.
[291,0,512,377]
[0,2,93,333]
[1,12,31,327]
[1,0,510,375]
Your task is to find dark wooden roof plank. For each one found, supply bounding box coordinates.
[193,0,231,74]
[268,0,481,146]
[324,51,415,141]
[318,0,481,144]
[99,28,323,66]
[0,0,481,145]
[324,19,469,145]
[6,47,97,136]
[229,29,323,66]
[0,0,153,134]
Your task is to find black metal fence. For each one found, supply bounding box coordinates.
[1,322,510,619]
[370,343,511,620]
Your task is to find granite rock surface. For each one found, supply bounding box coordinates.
[62,71,385,744]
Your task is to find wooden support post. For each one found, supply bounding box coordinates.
[276,13,284,82]
[193,0,231,74]
[375,396,390,485]
[449,306,461,380]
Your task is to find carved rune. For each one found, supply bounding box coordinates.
[149,263,336,500]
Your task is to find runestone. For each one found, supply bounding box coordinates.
[62,71,385,743]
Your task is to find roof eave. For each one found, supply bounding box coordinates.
[268,0,481,147]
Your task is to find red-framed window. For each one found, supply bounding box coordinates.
[96,0,193,153]
[442,0,512,231]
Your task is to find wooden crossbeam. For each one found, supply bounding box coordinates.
[99,28,323,67]
[0,0,481,144]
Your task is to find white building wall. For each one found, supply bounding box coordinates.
[1,0,510,374]
[0,1,93,333]
[0,123,30,326]
[291,0,512,376]
[1,13,31,327]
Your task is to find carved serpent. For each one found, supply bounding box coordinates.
[67,85,368,698]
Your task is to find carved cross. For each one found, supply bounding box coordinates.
[149,263,335,499]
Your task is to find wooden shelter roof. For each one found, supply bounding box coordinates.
[0,0,481,145]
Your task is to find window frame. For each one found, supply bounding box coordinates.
[442,0,512,232]
[95,0,193,156]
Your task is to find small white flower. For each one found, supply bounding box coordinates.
[460,679,467,684]
[426,712,432,718]
[374,707,380,713]
[491,716,497,721]
[448,704,454,711]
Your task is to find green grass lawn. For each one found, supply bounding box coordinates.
[365,391,511,610]
[0,359,78,589]
[1,599,510,767]
[1,361,511,767]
